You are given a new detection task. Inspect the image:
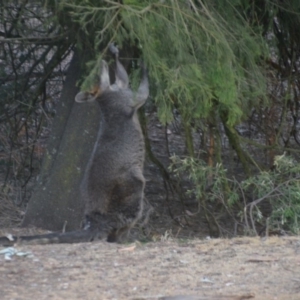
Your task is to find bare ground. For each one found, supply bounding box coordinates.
[0,235,300,300]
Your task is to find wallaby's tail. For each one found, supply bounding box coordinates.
[0,230,97,247]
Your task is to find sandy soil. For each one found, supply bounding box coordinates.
[0,236,300,300]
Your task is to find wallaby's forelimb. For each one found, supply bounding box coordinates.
[109,43,129,89]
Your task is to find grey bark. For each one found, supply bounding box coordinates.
[22,51,101,231]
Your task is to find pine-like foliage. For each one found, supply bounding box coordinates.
[59,0,267,126]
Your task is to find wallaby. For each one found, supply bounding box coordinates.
[0,44,149,246]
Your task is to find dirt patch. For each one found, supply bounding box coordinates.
[0,236,299,300]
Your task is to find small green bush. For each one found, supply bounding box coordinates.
[171,153,300,235]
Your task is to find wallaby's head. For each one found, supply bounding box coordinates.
[75,45,149,116]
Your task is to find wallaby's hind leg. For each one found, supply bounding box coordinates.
[82,212,113,240]
[107,226,131,243]
[83,203,141,243]
[107,198,143,243]
[83,212,138,243]
[84,176,144,242]
[107,198,153,243]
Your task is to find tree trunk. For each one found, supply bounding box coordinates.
[22,51,100,231]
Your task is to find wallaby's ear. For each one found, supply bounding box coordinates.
[109,43,129,89]
[75,60,110,103]
[75,87,101,103]
[99,60,110,91]
[134,63,149,109]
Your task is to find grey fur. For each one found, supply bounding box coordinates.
[78,48,149,242]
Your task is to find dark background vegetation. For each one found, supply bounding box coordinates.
[1,0,300,238]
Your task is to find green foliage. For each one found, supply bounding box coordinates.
[242,154,300,234]
[170,155,231,206]
[80,54,104,92]
[60,0,267,126]
[171,153,300,235]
